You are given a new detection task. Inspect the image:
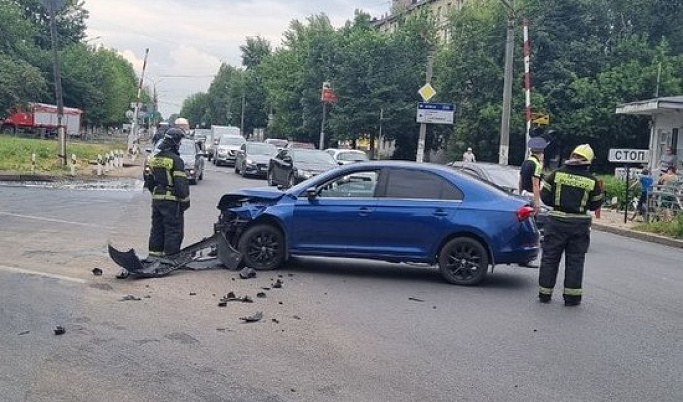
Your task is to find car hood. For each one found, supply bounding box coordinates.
[217,187,284,211]
[246,154,273,164]
[295,162,336,172]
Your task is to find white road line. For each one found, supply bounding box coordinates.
[0,212,113,229]
[0,264,86,284]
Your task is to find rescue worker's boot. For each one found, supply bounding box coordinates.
[538,293,551,303]
[563,295,582,306]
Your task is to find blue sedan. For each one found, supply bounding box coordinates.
[216,161,540,285]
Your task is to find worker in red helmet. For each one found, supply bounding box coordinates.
[538,144,604,306]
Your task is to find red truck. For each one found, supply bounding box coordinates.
[2,103,83,138]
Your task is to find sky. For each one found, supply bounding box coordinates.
[83,0,392,119]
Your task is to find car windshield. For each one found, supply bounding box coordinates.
[338,151,369,161]
[179,140,196,155]
[247,143,277,155]
[220,136,245,146]
[290,149,336,164]
[266,139,288,147]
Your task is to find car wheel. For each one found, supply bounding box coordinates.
[287,174,296,189]
[238,224,285,271]
[267,170,275,186]
[438,237,489,286]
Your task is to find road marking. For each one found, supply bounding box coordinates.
[0,212,113,229]
[0,264,86,284]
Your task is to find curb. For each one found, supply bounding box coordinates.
[592,222,683,249]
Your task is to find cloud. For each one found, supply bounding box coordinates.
[83,0,390,117]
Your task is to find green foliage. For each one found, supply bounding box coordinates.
[0,134,122,172]
[635,213,683,239]
[0,54,48,111]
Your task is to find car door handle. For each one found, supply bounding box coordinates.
[433,209,448,217]
[358,207,373,217]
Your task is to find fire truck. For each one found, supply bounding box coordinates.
[1,103,83,138]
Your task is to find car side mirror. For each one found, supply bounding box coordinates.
[305,187,317,199]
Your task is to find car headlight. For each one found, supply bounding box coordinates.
[218,149,228,155]
[245,158,255,165]
[189,169,195,175]
[298,170,313,179]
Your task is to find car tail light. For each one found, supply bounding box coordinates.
[517,205,534,221]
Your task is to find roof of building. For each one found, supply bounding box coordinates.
[615,96,683,115]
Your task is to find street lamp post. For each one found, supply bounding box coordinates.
[40,0,67,166]
[498,0,515,166]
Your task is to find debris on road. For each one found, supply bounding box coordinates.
[18,330,30,336]
[218,300,227,307]
[189,292,197,296]
[287,273,294,277]
[272,279,283,289]
[239,267,257,279]
[115,269,129,279]
[278,274,283,278]
[53,326,66,335]
[219,292,253,304]
[216,327,233,332]
[256,292,267,298]
[91,267,103,276]
[293,315,301,320]
[408,297,425,302]
[432,306,437,309]
[261,287,271,291]
[119,294,142,301]
[271,318,279,324]
[240,311,263,323]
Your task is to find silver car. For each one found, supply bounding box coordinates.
[213,135,246,166]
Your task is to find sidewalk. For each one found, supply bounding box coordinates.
[592,208,683,249]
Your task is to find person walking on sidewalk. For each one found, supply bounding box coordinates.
[538,144,604,306]
[143,128,191,260]
[462,147,476,162]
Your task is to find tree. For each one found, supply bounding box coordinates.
[16,0,88,49]
[239,36,272,70]
[180,92,212,128]
[0,54,47,112]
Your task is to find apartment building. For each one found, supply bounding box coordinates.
[372,0,467,41]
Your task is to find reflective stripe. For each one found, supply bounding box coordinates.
[539,287,554,295]
[173,170,187,177]
[149,251,164,256]
[148,156,175,187]
[542,182,552,191]
[591,194,604,201]
[549,210,591,219]
[152,194,179,201]
[178,197,190,203]
[564,288,583,296]
[555,172,596,191]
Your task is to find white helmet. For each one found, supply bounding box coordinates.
[174,117,190,130]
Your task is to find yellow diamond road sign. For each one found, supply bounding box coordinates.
[418,83,436,102]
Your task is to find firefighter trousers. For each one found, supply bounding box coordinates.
[538,217,591,302]
[149,200,185,256]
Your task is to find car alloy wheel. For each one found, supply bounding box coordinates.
[238,224,284,270]
[438,237,488,285]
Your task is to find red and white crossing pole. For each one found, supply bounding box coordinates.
[129,48,149,154]
[523,18,532,155]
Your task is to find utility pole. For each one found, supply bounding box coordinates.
[45,0,66,166]
[319,102,327,150]
[522,18,532,156]
[240,90,246,137]
[498,0,515,165]
[376,108,384,160]
[416,55,434,163]
[130,48,149,153]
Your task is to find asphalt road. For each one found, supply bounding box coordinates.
[1,165,682,402]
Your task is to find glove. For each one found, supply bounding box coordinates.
[180,200,190,212]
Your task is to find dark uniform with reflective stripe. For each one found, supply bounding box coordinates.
[539,164,604,304]
[144,149,190,256]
